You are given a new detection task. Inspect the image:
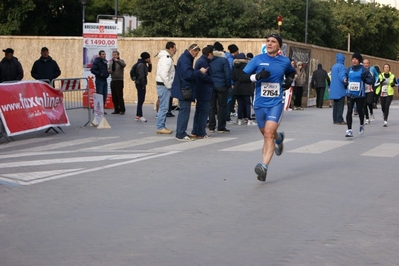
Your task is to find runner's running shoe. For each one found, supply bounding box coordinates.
[274,132,285,156]
[358,125,364,135]
[255,163,268,182]
[345,129,353,137]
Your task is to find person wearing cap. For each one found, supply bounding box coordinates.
[232,53,257,126]
[0,48,24,83]
[156,41,177,134]
[132,52,151,121]
[344,52,374,137]
[30,47,61,83]
[209,41,231,133]
[108,50,126,115]
[171,43,207,141]
[241,34,296,182]
[90,50,110,113]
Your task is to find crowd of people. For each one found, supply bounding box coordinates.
[1,42,398,182]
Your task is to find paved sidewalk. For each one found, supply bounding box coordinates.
[1,102,399,266]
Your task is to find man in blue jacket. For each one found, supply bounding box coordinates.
[191,46,214,139]
[209,42,231,133]
[329,53,348,125]
[171,44,207,141]
[90,50,110,113]
[31,47,61,84]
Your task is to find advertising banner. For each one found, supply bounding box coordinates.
[0,81,70,136]
[83,23,118,109]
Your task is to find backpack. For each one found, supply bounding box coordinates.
[130,62,140,81]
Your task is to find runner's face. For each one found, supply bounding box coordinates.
[363,60,370,68]
[266,37,280,55]
[383,64,390,73]
[352,58,359,66]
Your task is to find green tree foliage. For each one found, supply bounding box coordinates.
[0,0,35,34]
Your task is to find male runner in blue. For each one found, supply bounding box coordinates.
[242,34,296,182]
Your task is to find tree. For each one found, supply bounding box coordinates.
[0,0,35,35]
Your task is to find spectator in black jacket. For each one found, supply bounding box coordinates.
[0,48,24,83]
[311,63,330,108]
[31,47,61,84]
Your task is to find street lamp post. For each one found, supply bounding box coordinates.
[80,0,90,24]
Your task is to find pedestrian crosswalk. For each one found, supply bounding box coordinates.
[1,135,398,186]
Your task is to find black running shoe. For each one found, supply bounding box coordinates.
[274,132,285,156]
[255,163,267,182]
[217,128,230,133]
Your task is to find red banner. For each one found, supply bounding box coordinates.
[0,81,70,136]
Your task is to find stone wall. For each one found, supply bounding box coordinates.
[1,36,398,104]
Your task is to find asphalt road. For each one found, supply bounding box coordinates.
[1,101,399,266]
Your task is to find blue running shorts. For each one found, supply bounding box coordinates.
[254,103,284,128]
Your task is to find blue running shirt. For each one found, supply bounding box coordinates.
[243,53,295,108]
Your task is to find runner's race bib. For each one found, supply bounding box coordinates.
[261,82,280,97]
[381,85,388,97]
[348,82,360,91]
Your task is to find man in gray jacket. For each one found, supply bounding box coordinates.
[109,50,126,115]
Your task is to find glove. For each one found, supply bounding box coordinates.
[255,68,270,80]
[390,82,396,87]
[282,77,293,90]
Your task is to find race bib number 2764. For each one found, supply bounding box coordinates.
[261,82,280,97]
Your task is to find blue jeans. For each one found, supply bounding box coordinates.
[332,97,345,123]
[191,101,210,137]
[95,79,108,105]
[175,100,191,139]
[156,85,171,130]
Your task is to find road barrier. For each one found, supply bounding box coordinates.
[52,78,92,127]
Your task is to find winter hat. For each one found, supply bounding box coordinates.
[213,41,224,51]
[297,61,303,66]
[266,34,283,48]
[352,52,363,62]
[228,44,239,53]
[140,52,150,60]
[236,53,246,59]
[246,53,254,59]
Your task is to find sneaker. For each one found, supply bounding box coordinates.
[166,112,175,117]
[247,120,257,126]
[364,119,370,125]
[383,121,388,127]
[196,135,211,139]
[209,129,215,133]
[157,128,172,134]
[230,112,237,117]
[274,132,285,156]
[370,114,375,122]
[226,120,235,125]
[345,129,353,137]
[176,135,195,141]
[237,119,242,126]
[294,106,304,110]
[217,128,230,133]
[139,117,147,122]
[254,163,268,182]
[358,125,364,135]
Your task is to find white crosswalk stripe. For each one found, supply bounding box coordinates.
[289,140,352,154]
[83,136,170,151]
[148,137,235,152]
[219,138,294,152]
[361,143,399,157]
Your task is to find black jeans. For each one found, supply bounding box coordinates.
[111,80,125,112]
[209,88,228,130]
[135,83,146,117]
[315,87,325,108]
[294,86,303,107]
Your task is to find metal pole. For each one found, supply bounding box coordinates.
[82,5,86,24]
[115,0,118,24]
[305,0,309,43]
